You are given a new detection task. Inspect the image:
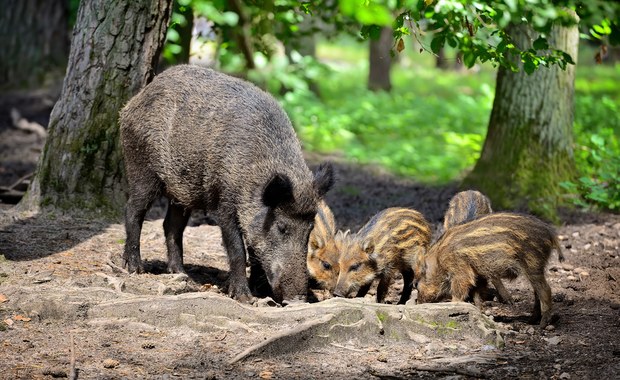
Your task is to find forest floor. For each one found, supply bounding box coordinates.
[0,89,619,379]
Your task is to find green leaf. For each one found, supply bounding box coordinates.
[496,39,507,53]
[562,52,575,65]
[463,51,476,68]
[430,35,445,54]
[533,36,549,50]
[523,56,537,74]
[447,36,457,48]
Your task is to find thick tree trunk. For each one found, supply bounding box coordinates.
[461,16,579,221]
[368,27,393,92]
[0,0,69,90]
[20,0,173,217]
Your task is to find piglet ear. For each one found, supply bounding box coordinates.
[314,162,335,197]
[309,233,323,251]
[362,239,375,255]
[263,173,294,208]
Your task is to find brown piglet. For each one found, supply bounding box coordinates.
[307,200,340,291]
[416,212,564,327]
[333,208,431,304]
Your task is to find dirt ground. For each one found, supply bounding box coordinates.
[0,90,619,379]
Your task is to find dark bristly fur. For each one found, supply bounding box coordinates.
[442,190,506,303]
[443,190,493,230]
[416,212,564,327]
[120,65,334,304]
[307,200,340,291]
[334,208,431,304]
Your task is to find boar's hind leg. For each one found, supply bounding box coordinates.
[163,201,190,273]
[123,178,161,273]
[219,212,253,303]
[398,267,415,304]
[491,278,513,304]
[376,274,393,304]
[528,273,553,327]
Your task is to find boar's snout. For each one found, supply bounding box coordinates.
[268,263,308,304]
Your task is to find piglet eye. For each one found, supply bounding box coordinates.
[309,222,315,230]
[349,263,361,272]
[321,260,331,270]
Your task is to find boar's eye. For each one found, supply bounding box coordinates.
[321,260,331,270]
[277,222,287,235]
[309,221,315,230]
[349,262,361,272]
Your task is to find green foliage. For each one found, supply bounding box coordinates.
[247,50,330,95]
[561,64,620,211]
[282,53,495,183]
[339,0,620,72]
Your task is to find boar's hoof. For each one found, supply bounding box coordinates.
[123,257,144,274]
[537,313,557,328]
[528,313,546,326]
[229,284,254,304]
[166,263,185,274]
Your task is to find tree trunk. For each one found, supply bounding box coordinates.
[436,48,450,70]
[19,0,173,217]
[461,16,579,222]
[0,0,69,90]
[226,0,255,70]
[161,1,194,68]
[368,27,393,92]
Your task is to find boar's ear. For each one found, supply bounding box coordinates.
[309,233,323,250]
[262,173,294,208]
[314,163,335,197]
[362,239,375,255]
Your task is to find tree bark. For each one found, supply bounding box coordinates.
[0,0,69,90]
[226,0,255,70]
[461,15,579,221]
[20,0,173,217]
[368,27,393,92]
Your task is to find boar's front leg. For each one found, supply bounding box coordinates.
[219,210,253,303]
[123,181,161,273]
[163,201,190,273]
[398,267,415,305]
[356,283,372,298]
[376,274,392,304]
[248,246,272,298]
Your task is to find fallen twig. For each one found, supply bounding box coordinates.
[329,342,366,353]
[106,251,129,274]
[69,333,77,380]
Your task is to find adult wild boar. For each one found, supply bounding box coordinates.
[119,65,334,304]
